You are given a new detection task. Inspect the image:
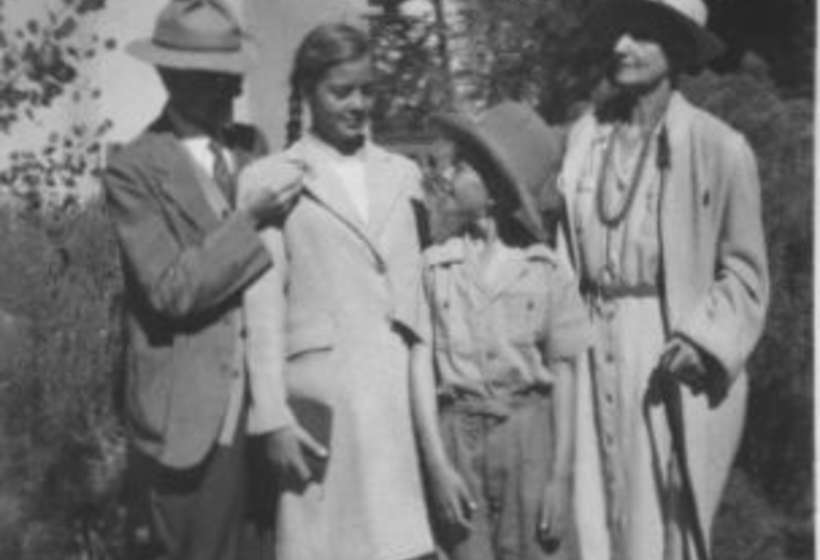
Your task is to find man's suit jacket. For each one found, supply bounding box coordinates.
[104,111,270,469]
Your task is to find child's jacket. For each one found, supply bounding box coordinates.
[424,237,591,399]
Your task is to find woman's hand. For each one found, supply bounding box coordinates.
[265,424,328,490]
[537,476,571,551]
[653,335,729,405]
[658,336,708,392]
[429,460,476,533]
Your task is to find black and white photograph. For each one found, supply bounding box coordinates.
[0,0,813,558]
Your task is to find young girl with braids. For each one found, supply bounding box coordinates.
[237,23,468,560]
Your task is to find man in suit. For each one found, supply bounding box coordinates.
[104,1,304,558]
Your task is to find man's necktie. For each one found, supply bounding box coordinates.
[208,139,235,209]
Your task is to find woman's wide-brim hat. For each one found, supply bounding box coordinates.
[126,0,257,74]
[432,102,564,243]
[589,0,725,69]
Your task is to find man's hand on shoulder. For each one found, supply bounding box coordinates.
[239,157,308,228]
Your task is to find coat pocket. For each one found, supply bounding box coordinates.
[286,314,336,360]
[126,346,175,443]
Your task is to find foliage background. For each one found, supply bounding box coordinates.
[0,0,813,557]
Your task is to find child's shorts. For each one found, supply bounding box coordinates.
[436,388,578,560]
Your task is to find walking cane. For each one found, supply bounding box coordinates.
[659,375,711,560]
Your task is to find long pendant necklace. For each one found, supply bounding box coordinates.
[595,124,656,228]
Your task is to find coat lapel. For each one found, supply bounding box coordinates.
[659,93,703,332]
[289,138,390,272]
[145,114,221,232]
[155,133,222,232]
[292,139,369,235]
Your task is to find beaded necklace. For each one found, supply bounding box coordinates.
[595,123,657,228]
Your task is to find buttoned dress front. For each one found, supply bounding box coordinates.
[571,120,668,560]
[424,238,590,560]
[240,134,434,560]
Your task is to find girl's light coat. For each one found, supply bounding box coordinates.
[561,92,769,556]
[238,137,433,560]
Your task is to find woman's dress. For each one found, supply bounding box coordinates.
[572,122,677,560]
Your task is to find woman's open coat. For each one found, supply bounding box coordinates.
[560,92,769,557]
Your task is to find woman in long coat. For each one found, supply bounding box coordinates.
[237,23,449,560]
[559,1,769,559]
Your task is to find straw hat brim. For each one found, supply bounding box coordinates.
[432,113,548,242]
[589,1,725,69]
[126,38,257,74]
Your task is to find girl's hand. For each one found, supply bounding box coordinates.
[537,476,571,551]
[429,461,476,533]
[265,424,328,490]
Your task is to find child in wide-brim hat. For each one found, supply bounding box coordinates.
[423,101,591,560]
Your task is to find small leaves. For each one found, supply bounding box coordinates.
[53,17,78,41]
[52,63,77,84]
[76,0,106,15]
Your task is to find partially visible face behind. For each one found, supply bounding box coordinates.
[163,69,243,132]
[611,32,670,90]
[307,56,373,153]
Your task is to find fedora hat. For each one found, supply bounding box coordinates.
[590,0,724,70]
[126,0,257,74]
[433,102,564,243]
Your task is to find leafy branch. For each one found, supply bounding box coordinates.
[0,0,115,213]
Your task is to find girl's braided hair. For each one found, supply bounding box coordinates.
[285,23,369,147]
